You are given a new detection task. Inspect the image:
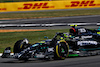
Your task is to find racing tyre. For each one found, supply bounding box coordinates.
[13,40,31,54]
[13,40,23,54]
[55,42,69,60]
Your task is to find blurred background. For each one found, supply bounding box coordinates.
[0,0,67,2]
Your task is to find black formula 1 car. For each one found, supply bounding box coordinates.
[1,33,69,60]
[2,31,100,61]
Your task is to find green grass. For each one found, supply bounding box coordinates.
[0,9,100,20]
[0,29,69,53]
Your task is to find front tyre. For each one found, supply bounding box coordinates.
[13,39,31,54]
[13,40,23,54]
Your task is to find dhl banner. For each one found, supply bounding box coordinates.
[0,0,100,12]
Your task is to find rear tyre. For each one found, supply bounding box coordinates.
[55,42,69,60]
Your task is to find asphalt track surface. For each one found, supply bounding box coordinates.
[0,55,100,67]
[0,15,100,67]
[0,15,100,29]
[1,15,100,24]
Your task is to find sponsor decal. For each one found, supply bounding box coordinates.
[77,41,97,46]
[73,36,92,40]
[78,28,86,33]
[0,8,6,10]
[81,36,92,39]
[65,0,100,7]
[18,3,54,10]
[0,0,100,12]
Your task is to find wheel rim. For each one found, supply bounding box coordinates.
[56,42,69,59]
